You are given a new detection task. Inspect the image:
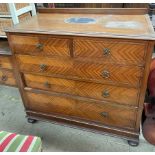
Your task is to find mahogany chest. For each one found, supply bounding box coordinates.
[5,9,155,146]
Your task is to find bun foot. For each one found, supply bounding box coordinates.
[27,118,37,124]
[128,140,139,147]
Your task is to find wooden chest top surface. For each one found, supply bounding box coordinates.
[5,13,155,40]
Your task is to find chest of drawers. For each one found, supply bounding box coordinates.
[0,39,16,86]
[5,9,155,146]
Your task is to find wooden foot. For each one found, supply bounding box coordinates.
[128,140,139,147]
[27,118,37,124]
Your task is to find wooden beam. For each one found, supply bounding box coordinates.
[38,8,149,15]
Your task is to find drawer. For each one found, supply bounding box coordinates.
[74,38,147,65]
[16,55,143,87]
[0,55,13,69]
[0,69,16,86]
[10,35,71,57]
[26,92,137,129]
[24,73,139,106]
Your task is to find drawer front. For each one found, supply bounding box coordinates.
[0,56,13,69]
[10,35,71,57]
[74,38,147,65]
[17,55,143,87]
[26,92,137,129]
[0,69,16,86]
[24,73,139,106]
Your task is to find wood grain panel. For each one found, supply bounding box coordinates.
[16,55,143,87]
[5,13,155,40]
[0,39,11,55]
[74,38,147,65]
[26,92,137,129]
[38,8,148,15]
[0,55,13,69]
[124,3,149,8]
[0,69,16,86]
[10,35,71,57]
[80,3,123,8]
[24,73,139,106]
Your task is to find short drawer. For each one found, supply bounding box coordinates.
[73,38,147,65]
[0,55,13,69]
[26,92,137,129]
[16,55,143,87]
[24,73,139,106]
[0,69,16,86]
[10,34,71,57]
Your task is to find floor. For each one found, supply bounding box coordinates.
[0,85,155,152]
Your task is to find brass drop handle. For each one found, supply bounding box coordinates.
[102,90,110,98]
[101,112,108,118]
[102,70,110,79]
[103,48,110,56]
[1,75,7,81]
[40,64,47,71]
[44,81,50,88]
[36,43,43,50]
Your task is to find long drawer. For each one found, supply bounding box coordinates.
[26,92,137,129]
[16,55,143,87]
[73,38,147,65]
[0,69,16,86]
[10,34,71,57]
[0,55,13,69]
[24,73,139,106]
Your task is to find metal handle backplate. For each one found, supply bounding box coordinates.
[101,112,108,118]
[44,81,50,88]
[36,43,43,50]
[102,90,110,98]
[1,75,7,81]
[103,48,110,56]
[102,70,110,79]
[39,64,47,71]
